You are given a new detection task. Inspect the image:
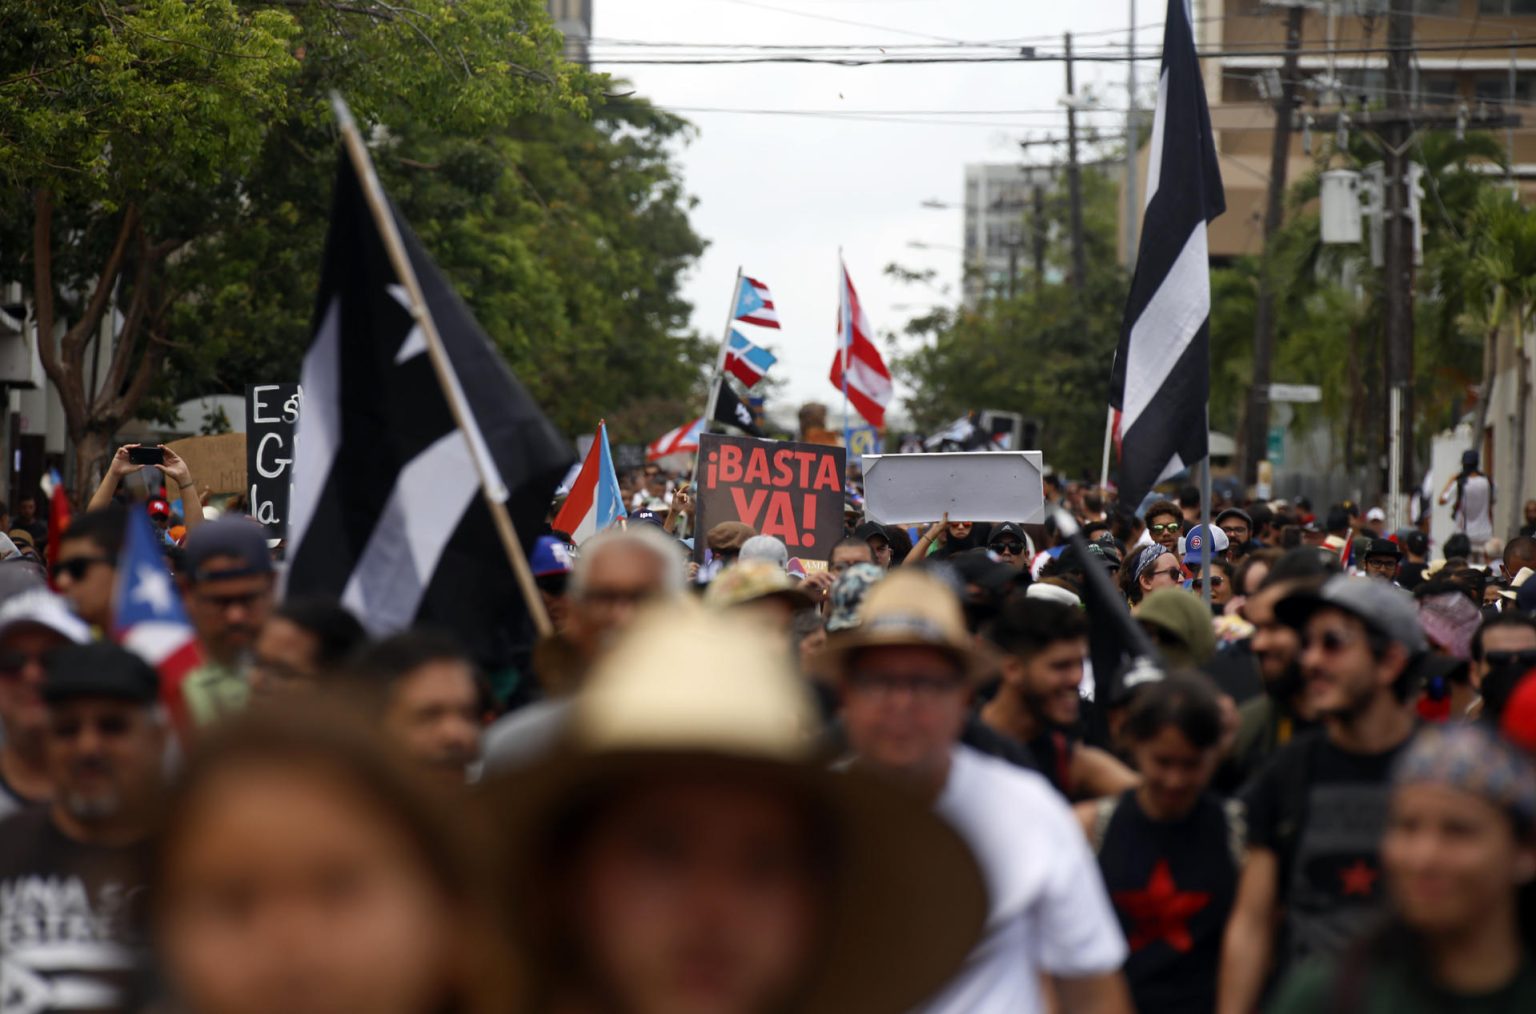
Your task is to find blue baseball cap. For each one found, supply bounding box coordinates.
[1181,524,1230,566]
[531,536,574,578]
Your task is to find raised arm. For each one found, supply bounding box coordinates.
[157,447,205,534]
[904,513,948,565]
[88,444,143,512]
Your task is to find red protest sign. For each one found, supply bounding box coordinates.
[696,433,846,554]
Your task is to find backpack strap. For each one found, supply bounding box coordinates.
[1090,795,1120,857]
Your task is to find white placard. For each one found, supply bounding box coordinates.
[862,451,1046,525]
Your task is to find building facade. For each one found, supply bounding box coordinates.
[962,163,1058,308]
[546,0,593,66]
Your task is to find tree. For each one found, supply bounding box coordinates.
[1,0,582,497]
[889,169,1128,477]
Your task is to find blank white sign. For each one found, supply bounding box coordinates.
[862,451,1046,525]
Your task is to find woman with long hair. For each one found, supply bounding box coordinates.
[148,710,510,1014]
[1077,674,1239,1014]
[1269,723,1536,1013]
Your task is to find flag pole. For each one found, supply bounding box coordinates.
[330,94,554,639]
[1201,447,1213,609]
[839,249,851,450]
[690,268,744,494]
[1099,406,1114,492]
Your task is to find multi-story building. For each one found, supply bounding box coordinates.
[1129,0,1536,260]
[962,163,1058,307]
[547,0,593,66]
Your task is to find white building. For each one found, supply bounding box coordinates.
[962,163,1056,308]
[547,0,593,66]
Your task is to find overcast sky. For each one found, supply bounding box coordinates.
[594,0,1156,429]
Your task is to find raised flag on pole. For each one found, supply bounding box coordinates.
[711,378,766,438]
[648,416,705,461]
[1107,0,1226,508]
[829,261,893,429]
[113,506,202,735]
[723,329,778,388]
[286,149,575,666]
[733,276,782,329]
[553,421,625,544]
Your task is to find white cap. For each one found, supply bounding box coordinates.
[1366,506,1387,523]
[0,591,91,645]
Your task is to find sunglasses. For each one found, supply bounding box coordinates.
[1191,575,1226,589]
[52,556,111,582]
[0,647,54,678]
[1150,564,1182,580]
[50,713,133,740]
[989,541,1024,555]
[1485,650,1536,670]
[1304,628,1361,655]
[1148,523,1181,535]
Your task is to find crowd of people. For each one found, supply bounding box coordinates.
[4,443,1536,1013]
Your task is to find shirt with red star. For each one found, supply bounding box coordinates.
[1095,790,1239,1014]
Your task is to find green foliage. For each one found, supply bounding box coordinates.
[890,170,1128,477]
[2,0,709,492]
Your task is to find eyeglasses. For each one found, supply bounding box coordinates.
[52,556,111,582]
[1304,628,1361,655]
[1485,650,1536,670]
[0,648,54,679]
[845,671,965,698]
[1191,575,1226,589]
[1219,526,1248,540]
[1148,523,1181,535]
[989,541,1024,555]
[50,713,133,740]
[1150,564,1182,580]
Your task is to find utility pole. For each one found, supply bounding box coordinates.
[1033,183,1047,296]
[1123,0,1139,270]
[1383,0,1414,526]
[1241,5,1304,488]
[1065,32,1087,292]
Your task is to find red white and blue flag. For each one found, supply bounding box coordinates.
[553,421,626,544]
[113,505,202,736]
[733,276,781,329]
[648,416,704,462]
[829,260,893,429]
[724,329,778,388]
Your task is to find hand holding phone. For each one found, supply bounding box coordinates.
[127,445,165,466]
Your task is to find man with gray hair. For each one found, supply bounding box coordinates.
[483,525,685,771]
[0,642,167,1011]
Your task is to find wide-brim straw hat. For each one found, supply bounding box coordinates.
[484,602,987,1014]
[814,568,993,682]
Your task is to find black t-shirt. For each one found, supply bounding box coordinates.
[1398,561,1429,591]
[1243,729,1410,977]
[1097,791,1239,1014]
[0,807,149,1012]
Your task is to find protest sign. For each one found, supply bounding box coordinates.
[612,443,647,473]
[846,425,882,458]
[166,433,247,495]
[696,433,845,556]
[245,384,302,536]
[862,451,1045,525]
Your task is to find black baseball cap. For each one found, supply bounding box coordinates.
[1363,538,1402,560]
[183,516,274,583]
[854,521,890,546]
[43,642,159,705]
[1215,507,1252,528]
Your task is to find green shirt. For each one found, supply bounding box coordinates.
[1270,953,1536,1014]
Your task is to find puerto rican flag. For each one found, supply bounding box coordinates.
[647,416,704,461]
[733,276,781,329]
[829,260,893,429]
[724,329,777,388]
[553,421,626,544]
[113,505,202,737]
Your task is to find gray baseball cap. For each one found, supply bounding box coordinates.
[1275,575,1427,654]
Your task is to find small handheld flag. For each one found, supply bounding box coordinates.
[553,421,626,544]
[648,416,705,461]
[733,276,781,329]
[113,506,202,736]
[723,329,778,388]
[829,261,893,429]
[711,378,765,438]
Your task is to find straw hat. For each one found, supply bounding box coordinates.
[485,602,987,1014]
[815,568,991,681]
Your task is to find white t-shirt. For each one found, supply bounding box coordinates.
[1457,474,1494,543]
[916,745,1127,1014]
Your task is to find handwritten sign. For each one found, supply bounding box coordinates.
[696,433,845,557]
[166,433,247,496]
[245,384,302,537]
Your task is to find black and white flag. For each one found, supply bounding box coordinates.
[711,377,765,438]
[1108,0,1225,508]
[286,155,575,665]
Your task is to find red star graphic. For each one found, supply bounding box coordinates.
[1339,859,1378,897]
[1111,859,1210,953]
